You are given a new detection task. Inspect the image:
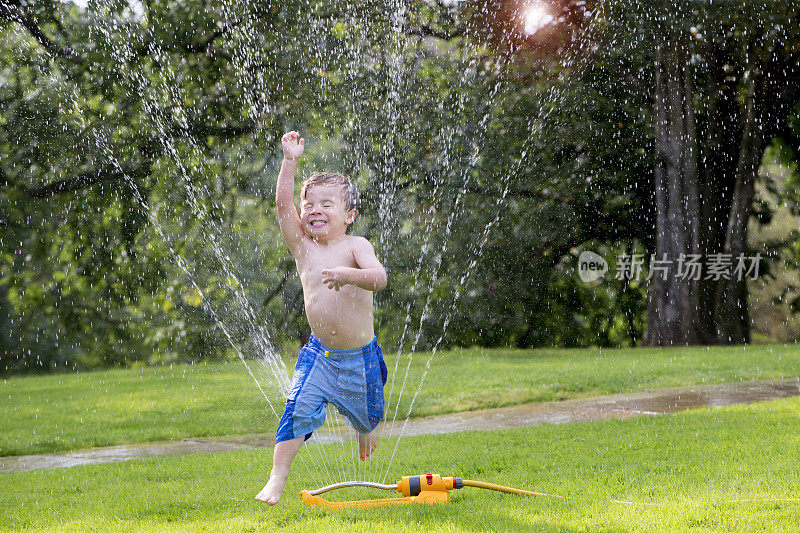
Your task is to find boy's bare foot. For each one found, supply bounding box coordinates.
[255,472,287,505]
[358,431,378,460]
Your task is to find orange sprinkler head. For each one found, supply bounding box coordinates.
[398,474,463,498]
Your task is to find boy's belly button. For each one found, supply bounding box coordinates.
[330,329,336,335]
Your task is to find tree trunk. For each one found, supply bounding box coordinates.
[643,42,701,346]
[714,76,763,344]
[710,32,800,344]
[696,41,741,344]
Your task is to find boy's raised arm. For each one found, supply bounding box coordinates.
[276,131,305,255]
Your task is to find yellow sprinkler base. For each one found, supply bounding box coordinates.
[301,474,546,509]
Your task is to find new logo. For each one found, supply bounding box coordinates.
[578,251,608,282]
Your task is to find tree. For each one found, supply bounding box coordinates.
[638,2,800,345]
[460,0,800,346]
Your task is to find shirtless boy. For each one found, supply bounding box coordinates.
[256,131,389,505]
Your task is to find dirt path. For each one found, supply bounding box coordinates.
[2,379,798,474]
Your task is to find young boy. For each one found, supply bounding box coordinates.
[256,131,389,505]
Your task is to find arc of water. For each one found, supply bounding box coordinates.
[373,49,505,482]
[14,0,336,486]
[378,186,471,482]
[84,4,290,386]
[368,9,469,480]
[9,4,290,420]
[51,75,325,485]
[367,1,409,484]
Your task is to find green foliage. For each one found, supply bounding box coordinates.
[2,0,800,372]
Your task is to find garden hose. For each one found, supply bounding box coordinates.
[460,479,553,498]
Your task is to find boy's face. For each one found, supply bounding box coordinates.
[300,184,357,241]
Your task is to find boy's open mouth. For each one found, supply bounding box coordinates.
[309,220,327,228]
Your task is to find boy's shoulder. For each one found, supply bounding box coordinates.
[343,235,377,256]
[345,234,372,246]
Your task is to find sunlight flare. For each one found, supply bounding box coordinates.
[523,3,555,35]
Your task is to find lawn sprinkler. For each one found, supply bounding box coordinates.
[301,474,550,509]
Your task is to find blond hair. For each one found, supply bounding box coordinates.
[300,172,359,212]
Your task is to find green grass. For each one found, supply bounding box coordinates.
[2,343,799,456]
[1,396,799,532]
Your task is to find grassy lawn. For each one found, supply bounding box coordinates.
[1,396,799,531]
[2,343,799,456]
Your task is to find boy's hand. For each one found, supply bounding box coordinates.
[321,267,350,291]
[282,131,305,161]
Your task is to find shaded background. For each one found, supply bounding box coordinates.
[1,0,799,374]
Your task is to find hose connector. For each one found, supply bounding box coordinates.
[398,474,463,497]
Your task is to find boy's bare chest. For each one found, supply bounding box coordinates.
[295,242,357,276]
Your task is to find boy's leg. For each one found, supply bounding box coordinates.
[255,435,305,505]
[348,341,387,461]
[357,428,379,460]
[259,341,329,504]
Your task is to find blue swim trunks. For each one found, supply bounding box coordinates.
[275,335,388,444]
